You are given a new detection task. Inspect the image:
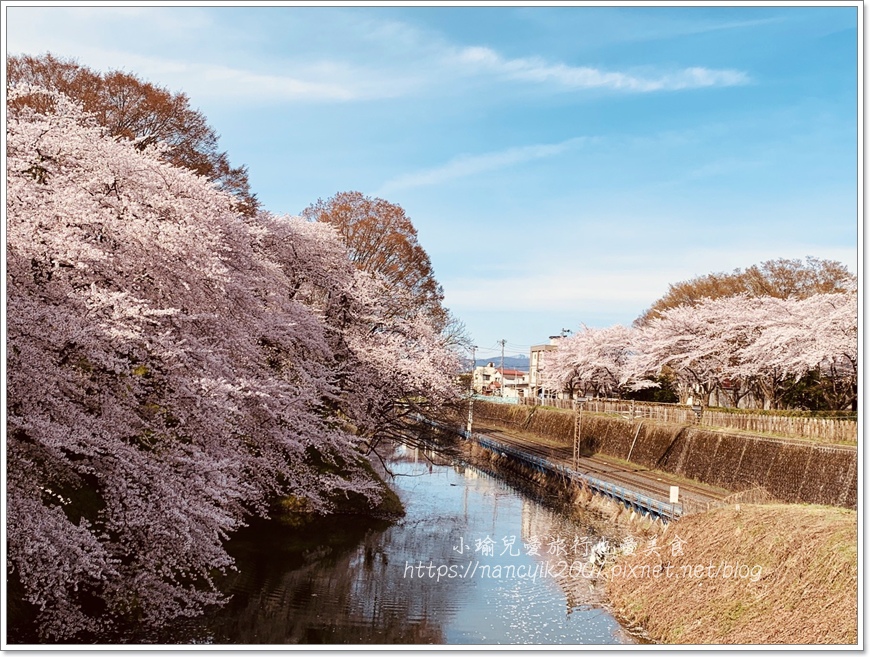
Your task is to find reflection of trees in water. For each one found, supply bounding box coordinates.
[211,549,444,644]
[165,437,633,645]
[174,442,467,644]
[449,436,632,624]
[196,506,475,645]
[520,499,610,614]
[383,441,455,469]
[389,438,635,644]
[459,448,622,618]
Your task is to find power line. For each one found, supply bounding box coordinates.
[475,348,527,357]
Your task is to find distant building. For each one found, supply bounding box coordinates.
[472,362,530,398]
[529,336,563,400]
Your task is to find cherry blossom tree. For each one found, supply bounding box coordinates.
[635,291,857,409]
[735,290,858,409]
[541,325,641,399]
[540,266,855,410]
[6,86,460,640]
[634,295,786,406]
[7,53,258,216]
[298,191,464,443]
[340,275,461,448]
[249,211,462,447]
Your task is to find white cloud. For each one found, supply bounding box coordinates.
[9,43,398,104]
[5,7,415,105]
[164,61,363,103]
[379,137,587,193]
[452,46,749,92]
[6,7,751,108]
[441,242,857,316]
[444,271,668,313]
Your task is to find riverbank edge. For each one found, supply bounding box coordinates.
[431,414,858,646]
[302,422,859,646]
[430,427,663,644]
[274,451,405,524]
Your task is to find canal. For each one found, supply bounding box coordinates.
[180,438,638,645]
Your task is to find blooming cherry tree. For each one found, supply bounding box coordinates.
[636,292,857,409]
[736,291,858,409]
[7,87,460,640]
[541,325,639,398]
[544,288,856,410]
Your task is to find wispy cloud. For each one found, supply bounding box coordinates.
[5,7,417,105]
[40,48,400,104]
[173,62,364,102]
[514,9,787,49]
[626,16,789,44]
[453,46,749,92]
[7,8,751,106]
[444,271,669,312]
[379,137,587,193]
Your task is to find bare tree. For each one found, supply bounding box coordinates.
[301,191,447,327]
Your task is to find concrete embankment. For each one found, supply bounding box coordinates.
[606,504,858,644]
[473,401,857,509]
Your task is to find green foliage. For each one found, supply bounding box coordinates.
[622,374,679,404]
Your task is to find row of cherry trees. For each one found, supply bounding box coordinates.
[541,290,857,411]
[7,86,461,639]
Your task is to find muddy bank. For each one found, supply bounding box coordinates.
[473,402,857,509]
[605,504,857,645]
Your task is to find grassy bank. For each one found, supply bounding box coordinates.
[606,504,857,645]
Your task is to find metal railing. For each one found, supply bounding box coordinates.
[471,393,519,405]
[465,431,683,522]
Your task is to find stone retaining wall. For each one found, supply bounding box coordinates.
[473,401,857,509]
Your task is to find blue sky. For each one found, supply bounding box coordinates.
[5,3,860,363]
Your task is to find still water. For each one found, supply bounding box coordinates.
[189,440,635,645]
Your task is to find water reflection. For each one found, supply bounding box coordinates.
[192,440,634,645]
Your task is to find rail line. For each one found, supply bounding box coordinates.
[463,431,683,521]
[413,414,729,520]
[472,426,730,516]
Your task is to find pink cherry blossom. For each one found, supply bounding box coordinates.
[7,86,461,640]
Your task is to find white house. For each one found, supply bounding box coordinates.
[472,363,530,398]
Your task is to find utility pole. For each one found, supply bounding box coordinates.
[498,339,507,398]
[573,397,587,471]
[467,345,477,437]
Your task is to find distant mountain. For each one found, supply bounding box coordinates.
[474,355,529,372]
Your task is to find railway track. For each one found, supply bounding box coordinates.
[472,425,730,513]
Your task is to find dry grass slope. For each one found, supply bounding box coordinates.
[606,504,857,645]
